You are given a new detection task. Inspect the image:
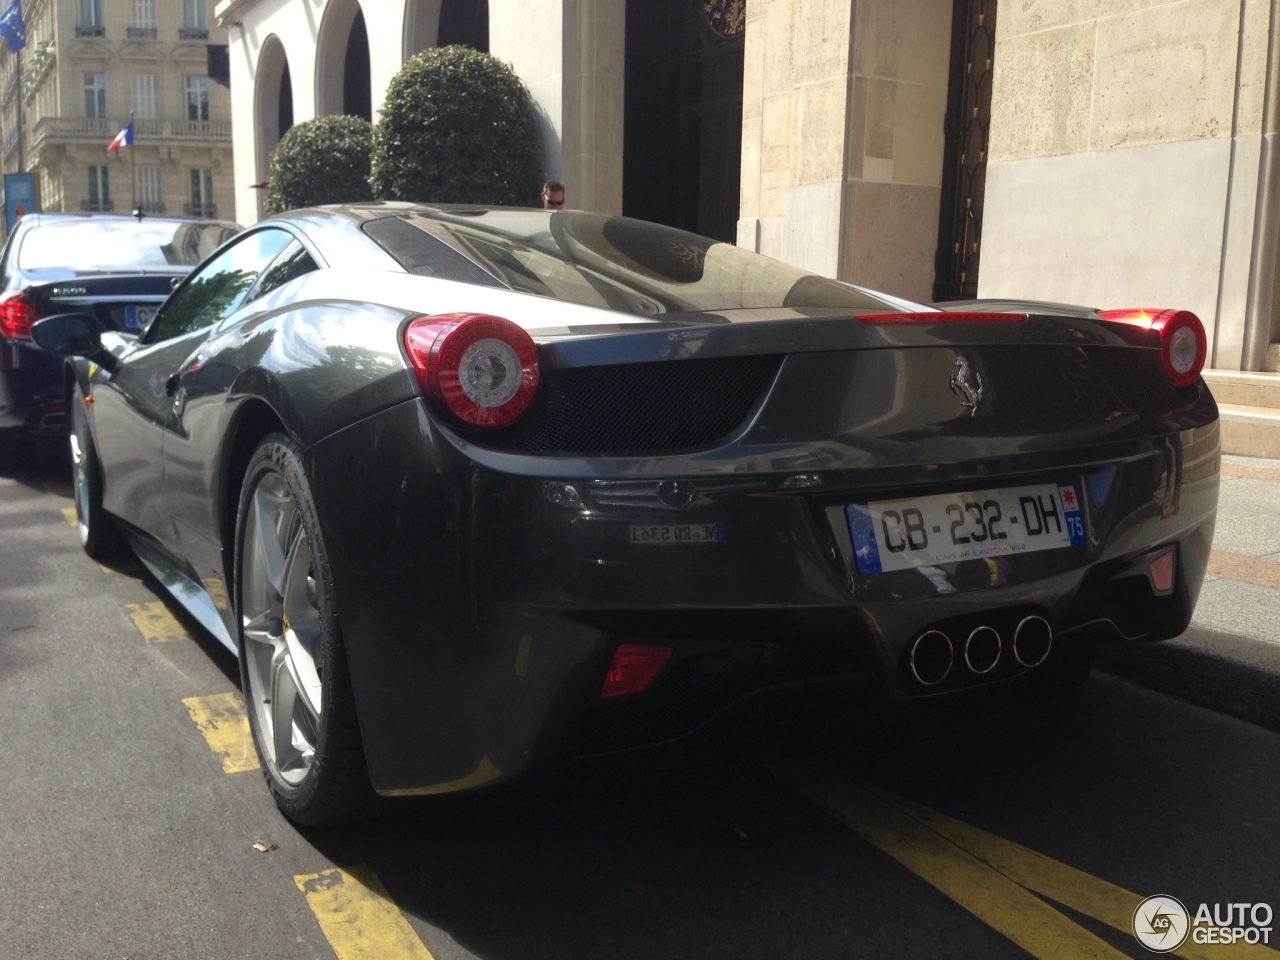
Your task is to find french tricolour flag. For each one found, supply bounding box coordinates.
[107,121,133,152]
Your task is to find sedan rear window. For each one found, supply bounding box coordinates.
[365,210,907,316]
[18,219,241,271]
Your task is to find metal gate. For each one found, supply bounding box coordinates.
[934,0,997,302]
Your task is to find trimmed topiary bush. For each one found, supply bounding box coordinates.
[265,115,374,215]
[370,45,541,206]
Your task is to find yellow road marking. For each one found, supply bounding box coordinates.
[860,784,1278,960]
[295,866,435,960]
[125,601,188,643]
[773,758,1280,960]
[60,507,76,527]
[181,693,259,773]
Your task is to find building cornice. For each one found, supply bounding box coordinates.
[214,0,261,28]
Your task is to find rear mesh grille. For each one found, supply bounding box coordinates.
[471,354,782,454]
[1082,346,1194,414]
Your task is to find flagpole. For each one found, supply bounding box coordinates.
[14,44,20,174]
[128,110,135,213]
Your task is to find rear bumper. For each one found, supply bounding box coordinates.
[0,340,66,432]
[307,398,1219,796]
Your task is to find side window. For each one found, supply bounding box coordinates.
[147,229,293,342]
[250,240,319,302]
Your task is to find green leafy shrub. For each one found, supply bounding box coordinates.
[370,45,541,206]
[265,115,374,216]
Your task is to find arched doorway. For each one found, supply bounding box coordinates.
[437,0,488,51]
[403,0,443,59]
[623,0,744,242]
[316,0,371,119]
[255,35,293,218]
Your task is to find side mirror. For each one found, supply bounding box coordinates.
[32,313,102,356]
[31,313,117,372]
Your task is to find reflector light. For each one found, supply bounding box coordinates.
[1149,550,1176,594]
[856,311,1027,325]
[0,290,41,342]
[600,643,673,699]
[1097,308,1207,388]
[403,313,539,428]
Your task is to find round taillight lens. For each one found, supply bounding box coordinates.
[403,313,539,428]
[1150,309,1206,388]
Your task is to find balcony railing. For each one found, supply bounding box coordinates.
[75,24,105,37]
[184,202,217,218]
[178,27,208,40]
[31,117,232,149]
[127,26,158,39]
[81,199,114,211]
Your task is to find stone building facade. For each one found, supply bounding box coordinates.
[215,0,1280,372]
[0,0,234,224]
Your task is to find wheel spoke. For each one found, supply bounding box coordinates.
[251,484,291,600]
[270,649,300,770]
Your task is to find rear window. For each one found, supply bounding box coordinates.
[364,210,905,316]
[18,219,241,271]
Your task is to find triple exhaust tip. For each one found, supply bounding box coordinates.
[909,616,1053,687]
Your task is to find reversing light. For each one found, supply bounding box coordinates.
[1149,550,1176,594]
[403,313,539,428]
[600,643,673,699]
[856,311,1027,325]
[1097,308,1207,388]
[0,290,41,342]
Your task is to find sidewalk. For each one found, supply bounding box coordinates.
[1093,454,1280,731]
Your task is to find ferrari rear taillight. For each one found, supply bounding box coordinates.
[0,290,41,342]
[600,644,673,699]
[856,311,1027,324]
[1097,308,1207,388]
[403,313,539,428]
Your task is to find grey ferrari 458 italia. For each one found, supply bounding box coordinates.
[31,203,1218,825]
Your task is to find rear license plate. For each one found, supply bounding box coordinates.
[630,523,724,545]
[124,305,157,330]
[846,483,1086,575]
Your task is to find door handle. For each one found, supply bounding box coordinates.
[164,373,180,397]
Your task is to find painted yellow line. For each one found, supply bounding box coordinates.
[125,601,188,643]
[181,693,260,773]
[295,866,435,960]
[773,758,1279,960]
[60,507,76,527]
[773,757,1128,959]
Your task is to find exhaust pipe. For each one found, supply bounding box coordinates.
[910,630,954,686]
[1013,615,1053,667]
[964,626,1002,675]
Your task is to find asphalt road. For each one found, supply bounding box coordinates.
[1,440,1277,960]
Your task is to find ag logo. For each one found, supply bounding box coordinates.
[1133,895,1190,952]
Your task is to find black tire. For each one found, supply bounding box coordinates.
[69,384,125,559]
[234,433,372,826]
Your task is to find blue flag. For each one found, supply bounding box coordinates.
[0,1,26,53]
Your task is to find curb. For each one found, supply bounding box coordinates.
[1093,626,1280,733]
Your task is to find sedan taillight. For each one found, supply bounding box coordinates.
[402,313,540,428]
[0,290,41,342]
[1097,308,1207,388]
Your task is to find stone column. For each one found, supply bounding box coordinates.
[737,0,952,302]
[491,0,625,214]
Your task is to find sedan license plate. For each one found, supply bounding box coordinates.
[124,305,156,330]
[630,523,724,545]
[846,483,1086,575]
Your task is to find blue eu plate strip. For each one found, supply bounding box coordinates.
[846,503,882,575]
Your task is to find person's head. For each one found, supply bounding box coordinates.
[541,179,565,209]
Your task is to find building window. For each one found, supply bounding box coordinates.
[132,74,157,118]
[129,0,157,38]
[78,0,104,35]
[188,168,214,217]
[137,166,163,213]
[84,73,106,118]
[185,76,210,122]
[86,165,111,211]
[181,0,208,39]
